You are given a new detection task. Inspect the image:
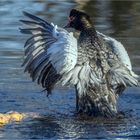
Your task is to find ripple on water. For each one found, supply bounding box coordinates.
[0,0,140,139]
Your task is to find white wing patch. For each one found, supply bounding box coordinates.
[47,25,77,74]
[61,62,101,96]
[97,31,132,70]
[97,31,139,87]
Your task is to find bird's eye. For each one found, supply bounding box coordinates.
[68,16,75,22]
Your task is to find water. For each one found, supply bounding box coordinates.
[0,0,140,139]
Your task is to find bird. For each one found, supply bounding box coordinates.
[20,9,139,118]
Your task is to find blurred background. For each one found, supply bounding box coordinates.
[0,0,140,139]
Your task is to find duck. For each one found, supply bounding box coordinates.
[20,9,139,118]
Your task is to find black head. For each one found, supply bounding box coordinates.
[65,9,93,31]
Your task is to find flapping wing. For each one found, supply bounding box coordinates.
[97,31,132,70]
[20,12,77,93]
[97,31,139,91]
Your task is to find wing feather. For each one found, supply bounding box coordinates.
[97,31,139,90]
[97,31,132,70]
[20,11,78,93]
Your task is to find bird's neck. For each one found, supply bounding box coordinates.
[81,26,97,37]
[79,26,99,45]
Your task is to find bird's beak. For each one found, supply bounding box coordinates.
[64,22,70,28]
[64,16,74,28]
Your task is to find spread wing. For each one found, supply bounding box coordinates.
[97,31,132,70]
[97,31,139,93]
[20,12,77,93]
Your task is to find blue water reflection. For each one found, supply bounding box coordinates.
[0,0,140,139]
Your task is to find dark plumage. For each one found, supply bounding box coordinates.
[65,9,139,117]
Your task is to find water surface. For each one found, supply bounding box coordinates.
[0,0,140,139]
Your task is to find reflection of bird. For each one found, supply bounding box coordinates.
[20,9,139,118]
